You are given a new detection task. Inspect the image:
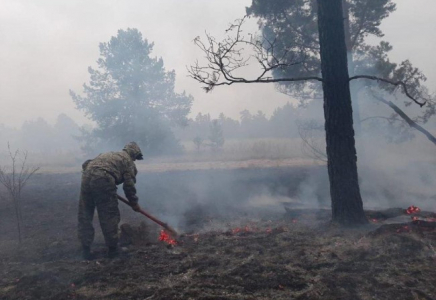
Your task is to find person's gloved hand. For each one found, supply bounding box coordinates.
[131,203,141,212]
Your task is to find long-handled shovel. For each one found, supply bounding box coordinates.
[117,194,178,237]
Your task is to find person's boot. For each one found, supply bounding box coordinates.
[82,246,94,260]
[107,246,119,259]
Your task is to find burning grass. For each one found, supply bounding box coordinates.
[0,169,436,300]
[158,230,178,245]
[2,209,436,300]
[1,170,436,300]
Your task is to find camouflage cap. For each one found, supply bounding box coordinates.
[123,142,143,160]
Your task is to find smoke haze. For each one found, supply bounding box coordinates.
[0,0,435,220]
[1,0,435,127]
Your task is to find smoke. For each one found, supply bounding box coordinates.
[358,135,436,211]
[130,166,311,232]
[290,74,436,213]
[295,166,330,209]
[0,114,83,167]
[355,76,436,212]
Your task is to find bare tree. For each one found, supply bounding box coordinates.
[189,17,323,92]
[189,18,426,106]
[0,144,40,243]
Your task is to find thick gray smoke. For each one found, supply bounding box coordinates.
[290,77,436,213]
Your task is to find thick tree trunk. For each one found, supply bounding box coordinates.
[342,0,362,136]
[317,0,368,225]
[342,0,352,52]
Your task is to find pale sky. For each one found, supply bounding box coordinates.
[1,0,435,127]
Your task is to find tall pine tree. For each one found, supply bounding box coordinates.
[71,28,193,155]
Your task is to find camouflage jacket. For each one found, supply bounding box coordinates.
[83,150,139,205]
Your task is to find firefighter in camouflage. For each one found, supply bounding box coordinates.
[78,142,143,259]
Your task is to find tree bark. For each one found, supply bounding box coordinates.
[342,0,362,136]
[317,0,368,225]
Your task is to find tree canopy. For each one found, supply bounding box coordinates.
[71,28,193,156]
[246,0,433,124]
[246,0,396,91]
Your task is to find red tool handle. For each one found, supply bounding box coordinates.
[117,194,178,236]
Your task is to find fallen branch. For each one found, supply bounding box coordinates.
[372,94,436,146]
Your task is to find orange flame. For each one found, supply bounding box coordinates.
[158,230,177,245]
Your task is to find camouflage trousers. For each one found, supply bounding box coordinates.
[78,169,120,248]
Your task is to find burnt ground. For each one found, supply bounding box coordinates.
[1,166,436,300]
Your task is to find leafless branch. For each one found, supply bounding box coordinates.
[188,17,322,92]
[360,116,404,124]
[0,143,40,243]
[350,75,427,107]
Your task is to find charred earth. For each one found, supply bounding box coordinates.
[1,167,435,300]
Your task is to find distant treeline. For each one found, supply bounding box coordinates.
[175,102,302,141]
[1,98,427,157]
[0,102,303,156]
[0,114,81,154]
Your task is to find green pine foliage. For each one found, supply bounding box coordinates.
[70,28,193,156]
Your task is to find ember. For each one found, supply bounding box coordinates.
[231,226,254,234]
[231,228,241,234]
[191,234,199,242]
[158,230,177,245]
[406,205,421,215]
[396,225,411,233]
